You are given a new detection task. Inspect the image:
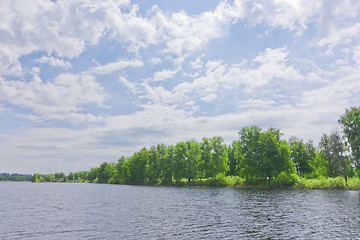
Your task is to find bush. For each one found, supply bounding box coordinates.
[296,177,346,189]
[347,177,360,189]
[225,176,245,186]
[271,173,297,187]
[205,174,227,187]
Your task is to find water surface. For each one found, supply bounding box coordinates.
[1,182,359,239]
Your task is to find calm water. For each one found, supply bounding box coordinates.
[0,182,359,239]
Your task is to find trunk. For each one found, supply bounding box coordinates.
[341,149,348,185]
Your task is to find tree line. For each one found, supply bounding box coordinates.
[0,173,32,182]
[33,106,360,187]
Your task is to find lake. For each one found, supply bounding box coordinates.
[0,182,359,239]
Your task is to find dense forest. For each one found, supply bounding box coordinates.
[0,173,32,182]
[33,106,360,189]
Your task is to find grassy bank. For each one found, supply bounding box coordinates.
[173,175,360,190]
[295,176,360,190]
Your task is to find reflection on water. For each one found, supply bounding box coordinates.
[1,182,359,239]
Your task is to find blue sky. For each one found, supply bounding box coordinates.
[1,0,360,174]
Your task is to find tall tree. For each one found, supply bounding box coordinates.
[200,137,213,178]
[289,137,314,177]
[339,106,360,168]
[318,131,347,181]
[226,141,238,176]
[116,156,127,183]
[147,145,161,184]
[237,126,262,181]
[210,136,229,178]
[185,140,201,182]
[237,126,294,182]
[127,148,149,184]
[162,145,174,184]
[173,142,187,182]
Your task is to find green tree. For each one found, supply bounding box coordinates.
[185,140,201,182]
[44,174,55,182]
[200,137,213,178]
[116,156,127,183]
[161,145,174,184]
[32,173,41,182]
[226,141,238,176]
[173,142,187,182]
[98,162,111,183]
[339,106,360,168]
[147,145,161,184]
[127,148,149,184]
[88,167,100,182]
[210,136,229,178]
[289,137,314,177]
[237,126,294,183]
[68,172,75,181]
[318,131,348,182]
[237,126,262,181]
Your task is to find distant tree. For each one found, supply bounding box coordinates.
[116,156,127,183]
[32,173,41,182]
[127,148,148,184]
[88,167,99,182]
[97,162,117,183]
[68,172,75,181]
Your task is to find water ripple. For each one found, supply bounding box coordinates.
[0,183,359,239]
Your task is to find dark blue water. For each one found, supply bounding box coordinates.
[1,182,359,239]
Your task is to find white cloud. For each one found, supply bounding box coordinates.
[318,23,360,51]
[151,0,245,55]
[0,0,150,75]
[87,59,143,75]
[190,55,204,69]
[0,72,106,122]
[166,48,300,104]
[246,0,321,35]
[152,68,178,82]
[35,56,71,69]
[119,76,138,94]
[316,0,360,53]
[149,57,162,65]
[141,83,174,104]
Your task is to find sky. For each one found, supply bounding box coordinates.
[1,0,360,174]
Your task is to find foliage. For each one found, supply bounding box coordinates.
[339,106,360,168]
[224,175,245,186]
[347,177,360,189]
[270,173,297,187]
[289,137,314,176]
[236,126,294,183]
[205,174,227,187]
[296,177,346,189]
[318,131,348,182]
[0,173,32,182]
